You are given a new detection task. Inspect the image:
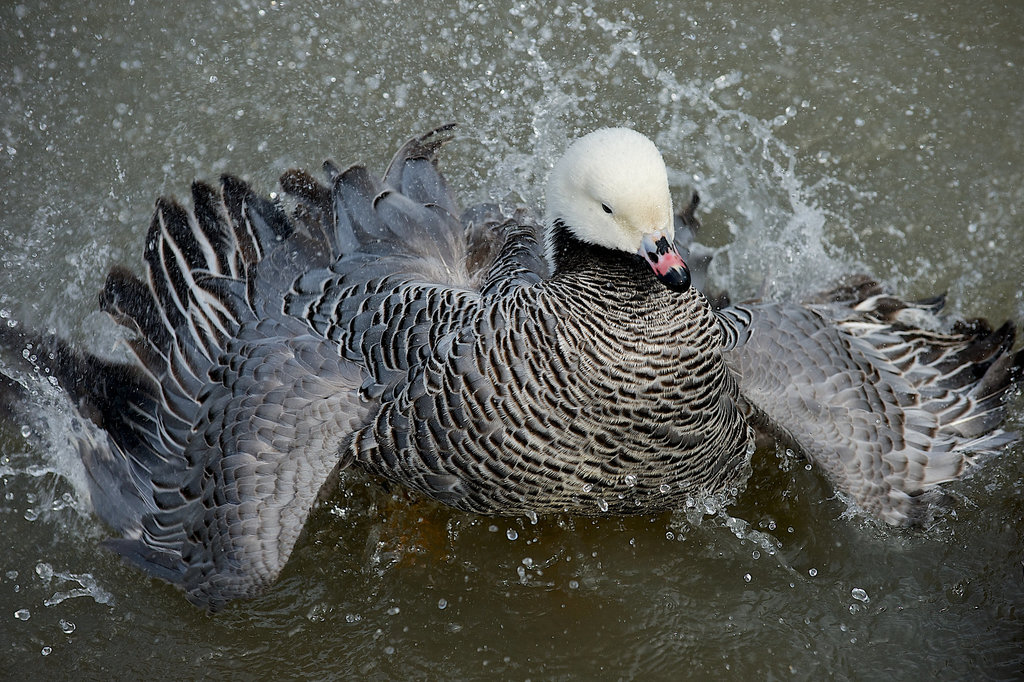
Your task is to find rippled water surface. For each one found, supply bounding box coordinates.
[2,1,1022,678]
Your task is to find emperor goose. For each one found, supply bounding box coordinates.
[1,125,1020,609]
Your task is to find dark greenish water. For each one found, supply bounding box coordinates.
[1,1,1022,679]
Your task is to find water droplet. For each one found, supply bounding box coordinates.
[743,573,752,583]
[659,483,671,494]
[568,580,579,590]
[14,609,30,621]
[506,528,518,541]
[851,588,869,603]
[386,606,400,616]
[437,598,447,610]
[596,498,609,512]
[20,425,32,438]
[487,524,498,533]
[665,531,675,541]
[35,563,53,581]
[524,510,538,525]
[23,509,39,522]
[752,550,760,560]
[59,619,76,634]
[808,568,818,577]
[383,646,395,655]
[41,646,52,656]
[624,474,637,487]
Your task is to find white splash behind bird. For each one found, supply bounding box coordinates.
[0,125,1019,609]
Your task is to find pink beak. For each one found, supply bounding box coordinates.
[638,233,690,292]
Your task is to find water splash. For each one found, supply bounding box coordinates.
[455,3,865,306]
[34,562,113,607]
[0,350,98,517]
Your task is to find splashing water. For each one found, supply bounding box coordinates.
[35,562,113,607]
[455,4,865,305]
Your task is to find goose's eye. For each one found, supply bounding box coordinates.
[601,203,613,215]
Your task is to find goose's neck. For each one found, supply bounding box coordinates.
[547,220,663,303]
[537,221,720,370]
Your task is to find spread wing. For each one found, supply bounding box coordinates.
[84,176,374,608]
[2,126,541,608]
[725,281,1021,525]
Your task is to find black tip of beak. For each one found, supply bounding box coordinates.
[658,265,691,292]
[638,233,692,293]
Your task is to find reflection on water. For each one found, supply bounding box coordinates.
[1,0,1022,678]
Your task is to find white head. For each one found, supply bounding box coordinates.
[545,128,690,291]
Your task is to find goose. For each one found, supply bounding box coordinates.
[0,125,1020,609]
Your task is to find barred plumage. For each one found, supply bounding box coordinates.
[0,126,1019,609]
